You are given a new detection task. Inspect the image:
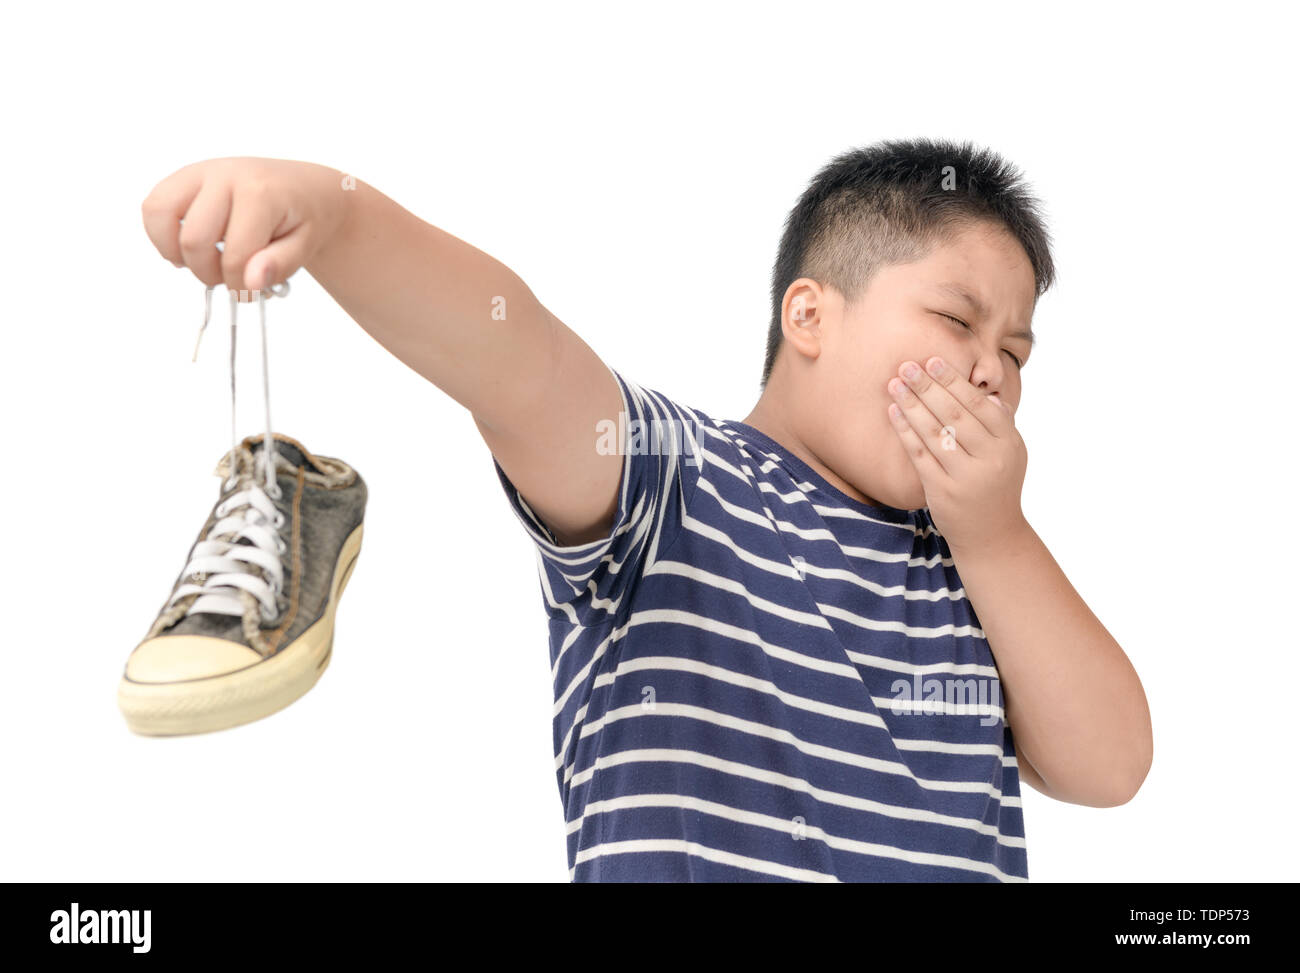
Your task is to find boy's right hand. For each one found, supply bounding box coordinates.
[141,158,349,296]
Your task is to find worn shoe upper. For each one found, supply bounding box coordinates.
[125,432,367,683]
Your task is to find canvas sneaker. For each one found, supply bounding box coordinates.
[119,283,366,735]
[118,432,366,735]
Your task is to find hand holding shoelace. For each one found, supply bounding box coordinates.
[141,159,335,630]
[140,157,350,296]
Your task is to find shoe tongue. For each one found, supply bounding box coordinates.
[247,434,310,472]
[226,436,308,549]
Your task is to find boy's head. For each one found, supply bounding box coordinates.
[754,138,1056,512]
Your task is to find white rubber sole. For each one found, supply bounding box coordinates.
[118,522,364,736]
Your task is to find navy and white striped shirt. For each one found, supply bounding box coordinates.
[492,366,1027,882]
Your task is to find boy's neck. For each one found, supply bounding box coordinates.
[738,396,886,509]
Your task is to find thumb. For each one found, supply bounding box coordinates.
[246,224,311,291]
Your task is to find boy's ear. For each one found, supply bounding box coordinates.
[782,279,824,359]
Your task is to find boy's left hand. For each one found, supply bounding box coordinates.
[886,356,1029,553]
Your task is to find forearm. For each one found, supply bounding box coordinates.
[947,522,1153,807]
[304,176,557,429]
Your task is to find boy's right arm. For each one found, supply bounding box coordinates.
[141,158,624,546]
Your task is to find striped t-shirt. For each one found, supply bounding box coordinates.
[492,366,1027,882]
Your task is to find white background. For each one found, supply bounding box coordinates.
[1,0,1295,882]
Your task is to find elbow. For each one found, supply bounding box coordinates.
[1096,736,1154,808]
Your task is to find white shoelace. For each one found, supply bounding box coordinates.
[165,283,291,625]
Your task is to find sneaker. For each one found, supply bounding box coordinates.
[118,283,367,735]
[118,432,367,735]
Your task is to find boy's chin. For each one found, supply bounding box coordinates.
[865,471,927,512]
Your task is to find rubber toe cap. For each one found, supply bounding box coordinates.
[125,635,262,683]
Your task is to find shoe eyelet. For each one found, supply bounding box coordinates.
[268,482,283,500]
[273,512,286,529]
[276,538,288,555]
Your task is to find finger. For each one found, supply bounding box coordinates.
[220,187,282,296]
[907,358,998,453]
[888,401,953,481]
[889,378,967,475]
[891,374,972,456]
[141,167,204,268]
[177,182,233,288]
[244,222,312,291]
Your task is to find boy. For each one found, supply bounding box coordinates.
[140,138,1152,881]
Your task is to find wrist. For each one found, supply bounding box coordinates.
[305,165,364,278]
[947,514,1035,563]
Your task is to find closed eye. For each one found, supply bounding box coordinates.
[939,313,1023,369]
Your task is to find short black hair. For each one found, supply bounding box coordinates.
[761,138,1056,387]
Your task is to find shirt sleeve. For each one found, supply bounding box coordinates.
[490,364,704,620]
